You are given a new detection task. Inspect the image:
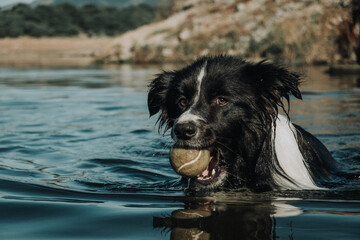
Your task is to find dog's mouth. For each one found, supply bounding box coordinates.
[195,147,223,185]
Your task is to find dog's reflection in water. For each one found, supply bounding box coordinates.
[153,201,288,240]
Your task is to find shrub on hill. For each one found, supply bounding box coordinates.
[0,3,156,37]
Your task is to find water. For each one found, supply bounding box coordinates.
[0,65,359,239]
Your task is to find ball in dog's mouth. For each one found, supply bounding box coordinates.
[169,147,221,183]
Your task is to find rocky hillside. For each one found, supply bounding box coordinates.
[95,0,357,65]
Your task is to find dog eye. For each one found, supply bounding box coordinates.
[179,98,188,107]
[216,97,227,105]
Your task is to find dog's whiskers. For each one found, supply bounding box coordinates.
[213,141,235,154]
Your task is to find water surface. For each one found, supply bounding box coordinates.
[0,65,359,239]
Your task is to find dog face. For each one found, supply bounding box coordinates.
[148,56,302,189]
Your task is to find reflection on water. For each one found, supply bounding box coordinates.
[154,198,360,240]
[154,199,274,240]
[153,190,360,240]
[0,65,359,240]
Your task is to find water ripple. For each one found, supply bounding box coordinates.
[0,67,359,240]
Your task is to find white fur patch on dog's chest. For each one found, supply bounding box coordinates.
[272,115,321,190]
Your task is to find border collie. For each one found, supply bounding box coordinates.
[148,55,338,190]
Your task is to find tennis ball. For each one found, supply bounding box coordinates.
[171,209,211,219]
[169,148,210,177]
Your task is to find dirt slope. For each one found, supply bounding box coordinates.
[96,0,355,65]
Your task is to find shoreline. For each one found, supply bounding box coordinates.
[1,37,360,74]
[0,36,113,67]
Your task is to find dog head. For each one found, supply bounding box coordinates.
[148,56,302,190]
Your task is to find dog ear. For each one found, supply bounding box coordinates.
[252,61,302,101]
[243,61,302,121]
[148,71,174,128]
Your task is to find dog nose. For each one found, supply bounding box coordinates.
[174,122,197,140]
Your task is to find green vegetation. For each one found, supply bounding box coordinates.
[0,3,156,38]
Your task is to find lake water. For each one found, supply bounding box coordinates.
[0,65,359,239]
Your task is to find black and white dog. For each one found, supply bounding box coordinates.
[148,55,338,191]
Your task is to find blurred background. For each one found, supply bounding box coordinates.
[0,0,359,67]
[0,1,359,239]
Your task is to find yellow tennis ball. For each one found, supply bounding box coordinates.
[169,148,211,177]
[171,209,211,219]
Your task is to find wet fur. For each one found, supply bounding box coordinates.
[148,55,338,190]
